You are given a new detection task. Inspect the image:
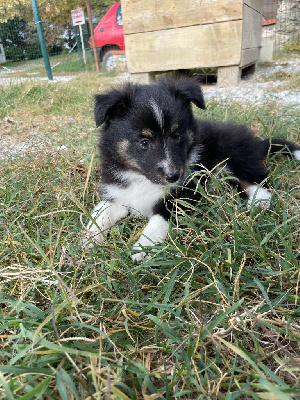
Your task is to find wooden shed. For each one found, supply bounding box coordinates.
[121,0,263,86]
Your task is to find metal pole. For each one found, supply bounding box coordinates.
[86,0,100,73]
[79,24,86,64]
[31,0,53,80]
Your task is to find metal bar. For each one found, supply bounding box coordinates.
[79,24,86,64]
[86,0,100,73]
[31,0,53,80]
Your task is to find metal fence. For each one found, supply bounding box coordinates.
[0,0,299,84]
[0,0,115,84]
[262,0,300,52]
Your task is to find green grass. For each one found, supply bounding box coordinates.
[0,69,299,399]
[257,68,300,91]
[273,42,300,61]
[1,51,98,78]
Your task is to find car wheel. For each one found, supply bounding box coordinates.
[90,48,100,61]
[102,51,115,72]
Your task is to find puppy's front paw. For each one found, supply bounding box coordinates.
[81,237,94,250]
[82,229,107,250]
[131,241,147,261]
[131,251,146,262]
[131,215,169,261]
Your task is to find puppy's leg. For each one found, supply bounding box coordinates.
[83,201,128,248]
[132,214,169,262]
[221,139,271,208]
[240,182,271,209]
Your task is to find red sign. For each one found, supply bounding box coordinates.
[71,8,85,26]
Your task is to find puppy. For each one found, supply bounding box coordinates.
[84,77,300,261]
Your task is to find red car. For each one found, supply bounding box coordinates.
[89,2,125,71]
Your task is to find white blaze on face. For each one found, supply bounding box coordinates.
[150,98,163,130]
[149,98,175,177]
[158,147,176,178]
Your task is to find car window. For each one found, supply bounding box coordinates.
[116,5,123,26]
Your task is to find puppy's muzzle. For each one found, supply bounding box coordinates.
[158,164,183,184]
[165,170,180,183]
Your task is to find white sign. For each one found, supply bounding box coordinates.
[71,8,86,64]
[71,8,85,26]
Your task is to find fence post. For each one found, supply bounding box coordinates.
[31,0,53,80]
[86,0,100,73]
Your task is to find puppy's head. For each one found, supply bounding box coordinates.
[95,76,205,185]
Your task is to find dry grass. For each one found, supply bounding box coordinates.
[0,66,299,399]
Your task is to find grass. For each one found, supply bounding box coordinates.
[257,68,300,91]
[273,42,300,61]
[1,51,97,80]
[0,65,299,399]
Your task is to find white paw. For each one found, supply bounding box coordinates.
[293,150,300,160]
[81,237,94,250]
[82,201,128,250]
[131,239,149,261]
[247,186,271,209]
[81,229,107,250]
[130,215,169,262]
[131,249,146,262]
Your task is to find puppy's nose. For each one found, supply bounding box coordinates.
[165,170,180,183]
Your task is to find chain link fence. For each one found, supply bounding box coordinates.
[0,0,116,84]
[0,0,299,84]
[262,0,300,54]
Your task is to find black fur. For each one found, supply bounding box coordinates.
[86,76,299,258]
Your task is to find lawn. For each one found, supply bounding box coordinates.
[1,51,96,79]
[0,64,299,399]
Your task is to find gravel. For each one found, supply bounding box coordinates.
[1,58,299,159]
[204,58,300,108]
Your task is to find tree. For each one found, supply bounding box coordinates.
[0,0,116,61]
[0,0,115,25]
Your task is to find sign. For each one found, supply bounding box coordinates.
[71,8,86,64]
[71,8,85,26]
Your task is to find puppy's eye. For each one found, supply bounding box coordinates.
[140,139,150,149]
[173,133,181,143]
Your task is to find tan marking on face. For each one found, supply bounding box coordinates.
[116,139,129,156]
[170,124,179,135]
[187,130,194,146]
[142,129,154,139]
[179,166,184,179]
[116,140,141,170]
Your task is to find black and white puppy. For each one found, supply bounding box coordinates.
[84,77,300,261]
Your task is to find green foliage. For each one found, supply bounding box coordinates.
[0,17,41,61]
[0,1,115,64]
[283,40,300,54]
[0,0,116,25]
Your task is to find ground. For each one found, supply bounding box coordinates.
[1,58,299,158]
[0,56,299,399]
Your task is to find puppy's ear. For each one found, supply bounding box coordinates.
[160,76,206,110]
[94,84,133,126]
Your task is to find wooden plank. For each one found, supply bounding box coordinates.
[244,0,263,13]
[122,0,243,34]
[242,4,262,49]
[130,72,156,83]
[241,48,260,67]
[218,66,241,87]
[125,20,243,73]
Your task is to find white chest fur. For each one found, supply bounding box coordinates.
[101,172,165,217]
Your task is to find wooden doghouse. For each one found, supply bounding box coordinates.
[121,0,263,86]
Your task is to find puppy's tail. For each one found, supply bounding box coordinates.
[260,138,300,160]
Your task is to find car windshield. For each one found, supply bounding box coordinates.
[116,5,123,26]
